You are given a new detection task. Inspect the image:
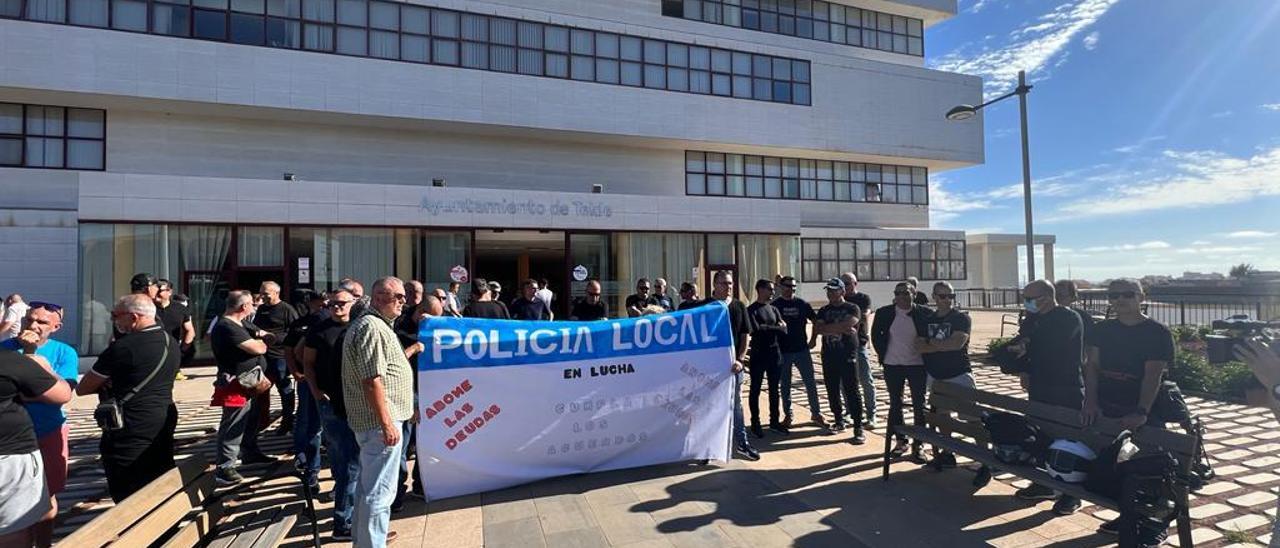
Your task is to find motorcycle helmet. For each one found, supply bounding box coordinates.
[1043,439,1096,483]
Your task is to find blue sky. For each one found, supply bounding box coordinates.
[925,0,1280,282]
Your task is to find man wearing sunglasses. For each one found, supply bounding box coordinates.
[772,276,824,428]
[1081,278,1175,543]
[1,302,78,546]
[871,281,931,461]
[914,282,973,470]
[303,289,359,540]
[570,280,609,321]
[626,278,659,318]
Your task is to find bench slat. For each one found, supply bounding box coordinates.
[159,495,227,548]
[249,512,297,548]
[59,456,208,548]
[114,468,216,547]
[924,411,990,446]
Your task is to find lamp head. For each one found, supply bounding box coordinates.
[945,105,978,121]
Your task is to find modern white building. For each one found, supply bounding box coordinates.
[0,0,983,355]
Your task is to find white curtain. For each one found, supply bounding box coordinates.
[181,226,232,272]
[78,224,115,355]
[238,226,284,267]
[323,228,394,288]
[663,233,703,290]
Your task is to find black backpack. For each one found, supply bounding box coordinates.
[982,412,1049,465]
[1086,431,1138,498]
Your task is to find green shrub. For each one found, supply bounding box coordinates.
[986,337,1013,355]
[1166,349,1263,399]
[1169,325,1210,343]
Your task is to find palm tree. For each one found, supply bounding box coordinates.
[1228,263,1256,279]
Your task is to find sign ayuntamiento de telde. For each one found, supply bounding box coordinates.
[415,304,736,500]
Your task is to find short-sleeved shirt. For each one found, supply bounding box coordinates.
[90,325,178,438]
[2,338,78,437]
[211,319,266,377]
[817,301,860,353]
[284,310,328,350]
[1087,318,1174,408]
[1,302,28,341]
[510,297,549,321]
[570,299,608,321]
[462,301,510,319]
[920,309,972,380]
[771,296,815,354]
[653,294,674,312]
[342,311,415,433]
[677,300,701,311]
[305,317,349,417]
[1023,306,1085,409]
[156,301,191,344]
[625,294,658,315]
[252,302,299,360]
[393,312,420,349]
[0,351,56,455]
[690,299,750,357]
[844,292,872,345]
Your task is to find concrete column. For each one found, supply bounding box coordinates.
[1043,243,1055,282]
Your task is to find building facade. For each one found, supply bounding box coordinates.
[0,0,982,355]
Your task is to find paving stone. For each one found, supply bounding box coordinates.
[1229,426,1266,435]
[1092,509,1120,521]
[1182,528,1224,545]
[1215,449,1255,460]
[1216,465,1252,476]
[1259,533,1272,545]
[1215,513,1270,533]
[1237,472,1280,486]
[1243,456,1280,469]
[1234,415,1270,424]
[1202,443,1226,452]
[1203,431,1234,441]
[1255,430,1280,440]
[483,516,546,548]
[1196,481,1244,496]
[1190,503,1233,519]
[543,527,610,548]
[1229,491,1279,508]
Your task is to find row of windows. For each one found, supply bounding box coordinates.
[663,0,923,57]
[0,103,106,170]
[800,238,966,282]
[685,151,928,205]
[1,0,812,105]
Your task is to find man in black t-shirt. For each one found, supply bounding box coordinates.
[303,289,360,539]
[155,279,194,364]
[814,278,865,444]
[511,279,550,321]
[0,351,71,541]
[772,276,823,427]
[840,272,877,428]
[625,278,659,318]
[462,279,511,319]
[286,291,329,491]
[746,279,788,437]
[1004,279,1084,514]
[1055,279,1097,342]
[690,271,758,460]
[570,280,609,320]
[209,290,274,486]
[915,281,974,469]
[252,281,300,434]
[76,295,179,502]
[677,282,700,310]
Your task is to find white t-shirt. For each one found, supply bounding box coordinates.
[882,307,924,366]
[534,288,554,316]
[1,302,29,341]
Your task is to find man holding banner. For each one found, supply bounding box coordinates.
[700,271,759,461]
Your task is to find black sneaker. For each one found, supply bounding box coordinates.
[1052,496,1081,516]
[735,444,761,461]
[769,422,789,435]
[972,465,993,488]
[391,496,405,513]
[1097,518,1119,536]
[781,415,793,429]
[751,424,765,439]
[1015,484,1057,501]
[830,422,847,433]
[215,468,245,486]
[850,428,866,445]
[810,414,827,427]
[331,528,352,541]
[930,452,958,469]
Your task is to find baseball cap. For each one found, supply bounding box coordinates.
[130,272,158,291]
[824,278,845,291]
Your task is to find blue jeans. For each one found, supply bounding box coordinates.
[292,382,322,483]
[780,350,822,419]
[857,345,877,418]
[732,370,748,448]
[319,400,358,535]
[355,421,404,546]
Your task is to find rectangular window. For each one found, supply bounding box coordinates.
[0,103,105,170]
[664,0,923,57]
[684,150,926,206]
[795,238,964,283]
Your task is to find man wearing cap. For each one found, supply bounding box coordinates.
[813,278,865,444]
[1,302,78,546]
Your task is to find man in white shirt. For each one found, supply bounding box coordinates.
[0,294,30,342]
[870,281,930,462]
[534,278,554,320]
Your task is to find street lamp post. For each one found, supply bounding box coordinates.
[946,69,1038,283]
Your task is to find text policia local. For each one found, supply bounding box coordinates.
[428,313,722,364]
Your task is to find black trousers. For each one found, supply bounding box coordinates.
[748,349,782,426]
[884,365,927,442]
[821,347,862,426]
[102,404,178,503]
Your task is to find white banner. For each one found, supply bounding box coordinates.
[415,304,736,500]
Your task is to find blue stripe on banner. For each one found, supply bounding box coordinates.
[418,302,732,370]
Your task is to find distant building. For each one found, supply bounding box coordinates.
[1180,272,1226,281]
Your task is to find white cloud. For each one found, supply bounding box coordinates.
[1082,31,1100,50]
[1210,110,1234,119]
[931,0,1120,98]
[1055,146,1280,217]
[1190,240,1210,246]
[1081,241,1172,253]
[1262,103,1280,111]
[1224,230,1278,239]
[928,179,996,226]
[968,0,993,14]
[1112,135,1166,154]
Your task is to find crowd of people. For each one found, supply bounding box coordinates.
[1,268,1278,547]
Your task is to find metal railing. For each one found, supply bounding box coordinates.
[956,288,1280,327]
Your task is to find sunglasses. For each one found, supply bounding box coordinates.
[934,293,955,300]
[780,284,797,289]
[1107,291,1137,300]
[637,286,651,291]
[30,301,64,317]
[329,300,354,308]
[893,291,912,296]
[586,292,601,297]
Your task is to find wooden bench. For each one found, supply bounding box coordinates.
[882,381,1199,548]
[59,456,301,548]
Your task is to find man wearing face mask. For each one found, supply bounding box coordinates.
[1004,279,1084,515]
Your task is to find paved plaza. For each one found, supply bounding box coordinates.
[54,312,1277,547]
